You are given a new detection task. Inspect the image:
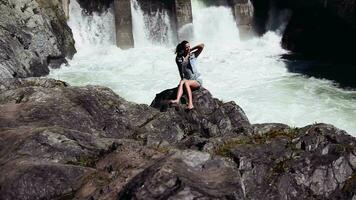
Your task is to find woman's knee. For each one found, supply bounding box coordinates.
[184,81,191,88]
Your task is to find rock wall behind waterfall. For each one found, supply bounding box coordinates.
[251,0,356,60]
[281,0,356,60]
[0,0,76,78]
[76,0,113,14]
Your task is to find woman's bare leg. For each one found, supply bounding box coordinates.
[184,80,200,109]
[171,80,186,104]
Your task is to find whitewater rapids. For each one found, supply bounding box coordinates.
[49,0,356,136]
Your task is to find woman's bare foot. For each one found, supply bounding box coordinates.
[169,99,178,104]
[187,104,194,110]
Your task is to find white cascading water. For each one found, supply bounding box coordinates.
[131,0,174,46]
[191,0,239,45]
[49,0,356,136]
[68,0,115,48]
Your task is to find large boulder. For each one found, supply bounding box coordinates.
[0,0,76,78]
[0,77,150,199]
[149,87,253,142]
[0,78,355,199]
[214,123,356,199]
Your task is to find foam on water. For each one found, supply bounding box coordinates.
[49,0,356,136]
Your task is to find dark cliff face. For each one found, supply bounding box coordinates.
[76,0,114,14]
[281,0,356,60]
[0,0,76,78]
[0,78,355,200]
[251,0,356,60]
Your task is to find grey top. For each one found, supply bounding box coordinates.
[176,53,201,82]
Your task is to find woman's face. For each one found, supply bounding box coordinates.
[184,43,190,54]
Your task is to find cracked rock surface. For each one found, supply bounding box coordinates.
[0,0,76,78]
[0,78,355,200]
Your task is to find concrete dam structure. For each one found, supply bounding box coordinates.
[61,0,253,49]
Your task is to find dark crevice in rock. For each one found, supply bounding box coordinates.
[15,94,25,104]
[116,155,169,199]
[20,4,29,13]
[159,178,184,199]
[32,8,39,14]
[47,55,67,69]
[196,141,207,151]
[76,0,114,15]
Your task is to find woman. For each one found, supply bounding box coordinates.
[170,41,205,110]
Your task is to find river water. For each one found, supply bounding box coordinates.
[49,0,356,136]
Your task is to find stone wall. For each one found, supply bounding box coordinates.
[113,0,134,49]
[231,0,254,39]
[173,0,193,41]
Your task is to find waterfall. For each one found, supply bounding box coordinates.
[68,0,115,48]
[190,0,240,46]
[130,0,150,47]
[131,0,174,47]
[49,0,356,136]
[68,0,174,48]
[68,0,239,48]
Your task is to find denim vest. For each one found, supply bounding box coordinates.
[182,53,201,80]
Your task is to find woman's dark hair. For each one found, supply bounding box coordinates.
[175,40,189,56]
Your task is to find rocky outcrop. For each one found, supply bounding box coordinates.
[61,0,70,19]
[0,78,355,199]
[0,0,76,78]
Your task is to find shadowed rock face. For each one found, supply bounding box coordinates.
[76,0,114,14]
[0,78,355,200]
[281,3,356,60]
[251,0,356,60]
[0,0,76,78]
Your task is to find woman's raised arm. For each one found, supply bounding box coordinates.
[191,43,205,58]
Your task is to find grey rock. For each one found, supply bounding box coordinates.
[149,87,252,141]
[0,78,355,200]
[349,153,356,170]
[332,157,353,184]
[115,149,244,200]
[0,0,76,78]
[0,159,89,200]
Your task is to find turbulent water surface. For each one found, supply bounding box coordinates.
[49,0,356,136]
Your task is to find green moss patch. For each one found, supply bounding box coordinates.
[214,128,299,158]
